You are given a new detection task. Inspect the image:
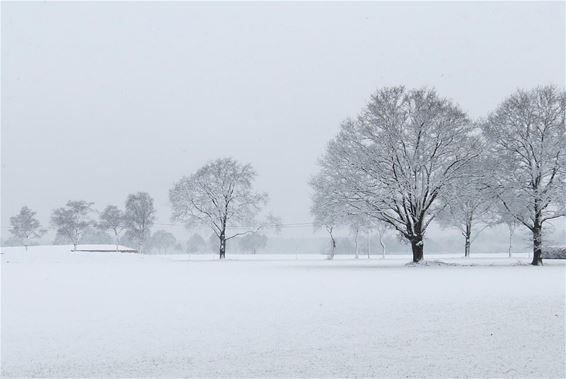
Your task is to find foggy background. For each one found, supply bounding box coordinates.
[2,1,564,253]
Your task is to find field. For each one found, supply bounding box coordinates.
[1,246,565,378]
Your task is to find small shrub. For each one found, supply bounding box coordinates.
[542,246,566,259]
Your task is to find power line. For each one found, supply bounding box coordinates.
[1,221,319,231]
[153,221,317,229]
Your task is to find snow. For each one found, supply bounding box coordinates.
[2,245,565,378]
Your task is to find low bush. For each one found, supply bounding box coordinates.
[542,246,566,259]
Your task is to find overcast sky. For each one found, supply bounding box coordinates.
[1,1,564,241]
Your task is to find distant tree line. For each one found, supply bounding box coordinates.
[7,158,278,258]
[8,192,157,253]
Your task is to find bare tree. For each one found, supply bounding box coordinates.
[504,220,517,258]
[238,232,268,254]
[311,173,347,260]
[438,189,494,257]
[347,214,369,259]
[9,206,46,251]
[149,230,177,254]
[98,205,126,251]
[186,232,206,253]
[174,243,184,253]
[124,192,156,253]
[374,222,388,259]
[51,201,94,250]
[312,87,479,262]
[483,86,566,265]
[491,200,522,258]
[325,225,337,259]
[350,224,360,259]
[437,164,495,257]
[169,158,270,259]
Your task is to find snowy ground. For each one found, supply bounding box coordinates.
[2,245,565,378]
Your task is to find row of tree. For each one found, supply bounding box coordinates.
[7,86,564,264]
[8,186,271,255]
[9,192,156,252]
[311,85,565,265]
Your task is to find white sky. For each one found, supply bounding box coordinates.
[1,1,564,240]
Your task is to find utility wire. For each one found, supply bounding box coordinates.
[152,222,317,229]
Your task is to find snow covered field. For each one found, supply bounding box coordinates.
[2,245,565,378]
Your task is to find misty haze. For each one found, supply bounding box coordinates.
[1,1,565,378]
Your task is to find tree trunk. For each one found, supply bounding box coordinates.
[530,196,543,266]
[219,230,226,259]
[329,234,336,260]
[25,244,28,252]
[464,220,471,257]
[411,236,424,263]
[531,223,543,266]
[379,234,385,259]
[325,226,336,260]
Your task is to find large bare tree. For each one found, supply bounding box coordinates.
[169,158,270,259]
[483,86,566,265]
[312,86,479,262]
